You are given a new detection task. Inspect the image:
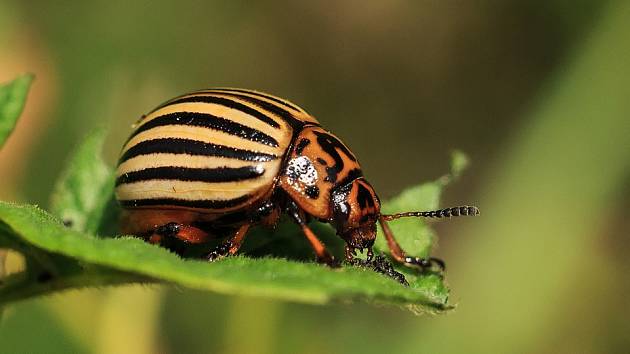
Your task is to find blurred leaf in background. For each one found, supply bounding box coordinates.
[0,74,33,148]
[49,129,114,234]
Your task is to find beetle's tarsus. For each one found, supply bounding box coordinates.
[346,253,409,286]
[318,254,340,268]
[205,240,233,262]
[344,245,355,262]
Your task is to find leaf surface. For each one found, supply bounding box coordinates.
[0,201,449,312]
[0,106,469,312]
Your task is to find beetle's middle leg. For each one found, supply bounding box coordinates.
[378,216,445,272]
[205,223,251,261]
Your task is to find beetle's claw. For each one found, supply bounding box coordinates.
[403,256,446,272]
[318,253,340,268]
[205,240,232,262]
[344,245,356,262]
[206,251,225,262]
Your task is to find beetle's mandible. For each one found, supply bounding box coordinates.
[115,88,479,271]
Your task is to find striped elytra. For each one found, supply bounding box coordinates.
[116,88,479,279]
[115,88,319,212]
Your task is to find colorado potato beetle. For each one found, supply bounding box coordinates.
[115,88,478,271]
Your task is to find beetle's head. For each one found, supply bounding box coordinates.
[331,178,380,250]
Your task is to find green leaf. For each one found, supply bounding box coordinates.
[0,74,33,149]
[49,129,117,234]
[1,145,470,313]
[0,202,449,312]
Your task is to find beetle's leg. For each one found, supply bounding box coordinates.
[286,200,337,267]
[253,200,281,229]
[300,223,337,266]
[206,223,251,261]
[378,216,445,272]
[150,222,211,244]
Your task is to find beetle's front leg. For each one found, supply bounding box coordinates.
[285,200,338,267]
[378,216,446,272]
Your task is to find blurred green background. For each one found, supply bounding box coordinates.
[1,1,629,353]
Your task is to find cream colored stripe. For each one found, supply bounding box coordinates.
[115,178,274,201]
[121,125,283,156]
[116,153,270,177]
[138,101,285,138]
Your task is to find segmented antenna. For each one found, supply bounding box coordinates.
[381,205,479,221]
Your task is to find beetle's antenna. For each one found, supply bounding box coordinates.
[381,205,479,221]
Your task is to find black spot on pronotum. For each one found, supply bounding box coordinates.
[305,185,320,199]
[331,182,353,225]
[314,131,356,184]
[356,183,375,209]
[296,138,310,155]
[316,157,327,166]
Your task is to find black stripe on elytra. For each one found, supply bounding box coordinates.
[313,131,356,161]
[115,165,265,186]
[129,112,279,147]
[214,92,307,130]
[209,88,303,112]
[119,138,277,164]
[356,182,375,209]
[118,195,251,209]
[152,95,281,129]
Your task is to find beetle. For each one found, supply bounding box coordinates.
[115,88,478,270]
